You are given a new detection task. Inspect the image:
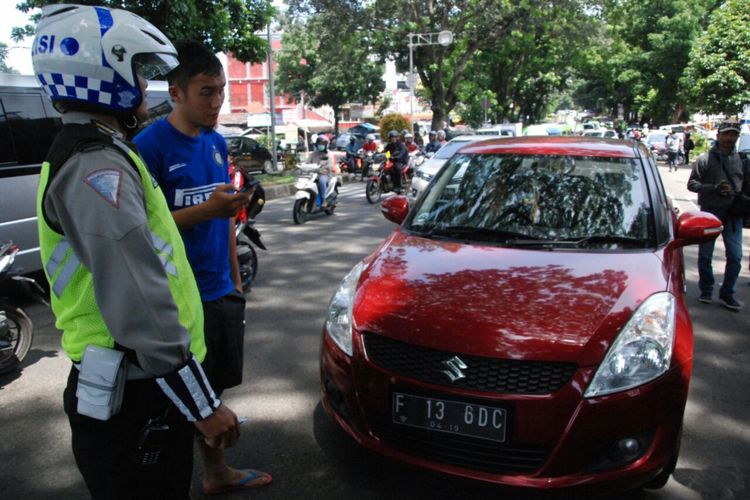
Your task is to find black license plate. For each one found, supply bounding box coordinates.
[392,392,507,443]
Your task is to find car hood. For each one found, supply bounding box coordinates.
[354,231,668,366]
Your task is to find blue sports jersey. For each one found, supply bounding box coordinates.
[134,118,234,302]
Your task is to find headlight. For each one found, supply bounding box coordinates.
[416,170,434,182]
[325,261,366,356]
[585,292,676,398]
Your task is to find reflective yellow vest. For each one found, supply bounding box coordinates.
[37,126,205,363]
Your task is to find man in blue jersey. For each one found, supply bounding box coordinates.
[134,40,272,495]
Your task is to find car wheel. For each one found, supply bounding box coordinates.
[643,426,682,490]
[262,159,274,174]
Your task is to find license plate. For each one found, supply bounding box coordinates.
[392,392,507,443]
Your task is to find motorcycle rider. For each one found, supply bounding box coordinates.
[344,134,360,174]
[383,129,409,193]
[311,137,330,207]
[404,132,419,153]
[361,134,378,180]
[425,131,442,154]
[32,5,239,498]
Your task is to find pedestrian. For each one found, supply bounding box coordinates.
[687,121,749,310]
[666,130,681,171]
[684,132,695,165]
[134,40,272,495]
[32,5,241,499]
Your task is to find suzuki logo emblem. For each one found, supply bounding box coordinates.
[441,356,467,382]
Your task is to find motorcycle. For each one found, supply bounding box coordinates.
[339,149,364,176]
[360,151,385,181]
[293,163,340,224]
[365,155,413,204]
[230,164,267,294]
[1,241,47,375]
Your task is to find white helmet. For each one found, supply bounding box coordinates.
[366,134,374,141]
[32,4,179,115]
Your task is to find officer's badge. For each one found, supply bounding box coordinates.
[84,169,121,208]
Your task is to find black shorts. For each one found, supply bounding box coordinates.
[201,290,247,394]
[64,367,194,499]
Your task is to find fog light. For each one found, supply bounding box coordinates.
[616,438,641,459]
[325,380,348,418]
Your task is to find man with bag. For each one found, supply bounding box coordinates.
[687,121,749,310]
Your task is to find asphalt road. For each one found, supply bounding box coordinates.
[1,168,749,499]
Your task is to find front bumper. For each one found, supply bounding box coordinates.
[319,329,689,494]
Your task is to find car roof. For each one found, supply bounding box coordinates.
[459,136,638,158]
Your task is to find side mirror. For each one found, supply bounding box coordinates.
[673,210,723,248]
[380,196,409,224]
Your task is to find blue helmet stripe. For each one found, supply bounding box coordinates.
[94,7,113,37]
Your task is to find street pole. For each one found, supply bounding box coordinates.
[267,23,278,172]
[408,33,414,123]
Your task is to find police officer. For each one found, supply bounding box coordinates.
[33,5,240,498]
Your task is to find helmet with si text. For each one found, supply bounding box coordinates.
[32,4,178,118]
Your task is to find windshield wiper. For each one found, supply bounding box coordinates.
[500,234,651,248]
[423,225,536,242]
[563,235,651,248]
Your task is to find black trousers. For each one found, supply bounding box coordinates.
[201,290,247,394]
[64,367,194,500]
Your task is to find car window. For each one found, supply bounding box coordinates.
[435,140,474,160]
[737,134,750,153]
[646,134,667,144]
[0,92,61,167]
[408,153,653,248]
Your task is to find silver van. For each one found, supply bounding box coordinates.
[0,74,171,275]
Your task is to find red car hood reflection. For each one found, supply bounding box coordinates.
[355,231,668,366]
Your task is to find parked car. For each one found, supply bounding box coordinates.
[408,135,495,203]
[224,134,275,174]
[645,132,669,161]
[0,75,171,275]
[475,126,515,137]
[320,136,722,494]
[583,129,618,139]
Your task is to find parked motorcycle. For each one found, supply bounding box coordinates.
[230,164,267,294]
[293,163,340,224]
[1,241,47,375]
[365,156,413,204]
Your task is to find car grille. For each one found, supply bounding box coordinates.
[367,410,550,474]
[363,333,576,395]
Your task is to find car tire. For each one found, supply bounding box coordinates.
[0,304,33,376]
[262,160,274,174]
[643,426,682,490]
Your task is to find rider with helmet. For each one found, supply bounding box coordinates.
[360,133,378,179]
[383,129,409,192]
[33,5,239,497]
[344,134,360,174]
[425,130,442,153]
[404,132,419,153]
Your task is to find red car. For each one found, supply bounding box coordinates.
[320,137,723,494]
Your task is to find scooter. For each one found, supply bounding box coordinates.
[293,163,340,224]
[230,164,267,294]
[0,241,47,375]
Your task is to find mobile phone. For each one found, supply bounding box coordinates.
[239,180,261,193]
[133,417,170,466]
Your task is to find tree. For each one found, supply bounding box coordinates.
[275,16,384,134]
[13,0,274,63]
[0,43,18,74]
[682,0,750,114]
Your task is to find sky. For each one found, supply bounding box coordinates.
[1,6,36,75]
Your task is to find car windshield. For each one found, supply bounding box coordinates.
[406,153,654,249]
[435,140,475,160]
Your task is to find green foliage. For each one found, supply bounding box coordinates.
[0,43,18,74]
[275,15,384,133]
[682,0,750,114]
[13,0,274,63]
[692,133,710,155]
[379,113,411,139]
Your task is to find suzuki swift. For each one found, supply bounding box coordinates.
[319,136,722,494]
